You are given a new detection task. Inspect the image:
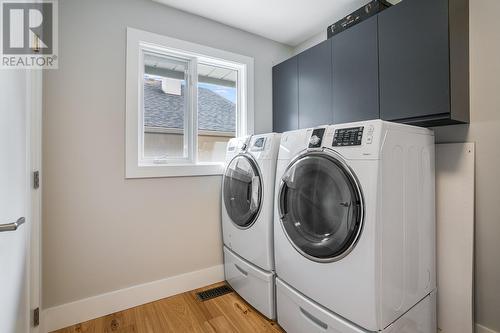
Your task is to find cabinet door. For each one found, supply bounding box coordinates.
[298,40,333,128]
[378,0,450,121]
[273,57,299,133]
[332,16,379,124]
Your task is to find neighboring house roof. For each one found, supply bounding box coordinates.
[144,79,236,132]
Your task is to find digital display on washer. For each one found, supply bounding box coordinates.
[332,127,364,147]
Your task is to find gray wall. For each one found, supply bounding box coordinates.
[42,0,291,308]
[291,0,500,330]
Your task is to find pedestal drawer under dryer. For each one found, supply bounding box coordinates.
[223,246,275,319]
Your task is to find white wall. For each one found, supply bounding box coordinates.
[290,1,500,331]
[42,0,291,308]
[292,30,326,55]
[433,0,500,331]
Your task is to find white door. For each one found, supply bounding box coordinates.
[0,70,31,333]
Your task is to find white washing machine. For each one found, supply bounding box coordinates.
[274,120,436,332]
[222,133,280,319]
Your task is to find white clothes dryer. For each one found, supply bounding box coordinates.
[222,133,281,319]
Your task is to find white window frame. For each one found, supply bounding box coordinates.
[140,49,196,165]
[126,27,254,178]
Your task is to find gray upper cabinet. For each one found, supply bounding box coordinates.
[273,57,299,133]
[378,0,469,126]
[332,16,379,124]
[272,0,469,131]
[298,40,333,129]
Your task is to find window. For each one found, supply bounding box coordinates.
[126,28,254,178]
[143,52,191,162]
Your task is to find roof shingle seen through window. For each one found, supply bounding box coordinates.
[143,79,236,133]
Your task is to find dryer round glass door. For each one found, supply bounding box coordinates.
[223,154,262,229]
[278,151,364,262]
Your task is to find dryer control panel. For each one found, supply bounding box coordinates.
[332,127,364,147]
[250,136,266,151]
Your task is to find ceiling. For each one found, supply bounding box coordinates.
[153,0,371,46]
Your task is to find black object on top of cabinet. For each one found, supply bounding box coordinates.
[298,40,333,129]
[327,0,390,38]
[378,0,469,126]
[332,16,379,124]
[273,57,299,133]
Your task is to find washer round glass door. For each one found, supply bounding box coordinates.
[278,151,364,262]
[223,154,262,229]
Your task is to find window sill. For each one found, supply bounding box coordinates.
[126,163,224,179]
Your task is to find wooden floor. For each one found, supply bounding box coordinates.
[52,282,284,333]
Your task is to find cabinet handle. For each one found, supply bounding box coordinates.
[300,307,328,330]
[234,264,248,277]
[0,217,25,233]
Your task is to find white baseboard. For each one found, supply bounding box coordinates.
[476,323,500,333]
[42,264,224,333]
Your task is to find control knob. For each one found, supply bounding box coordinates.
[309,135,321,146]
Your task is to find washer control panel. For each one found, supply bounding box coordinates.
[332,127,364,147]
[309,128,326,148]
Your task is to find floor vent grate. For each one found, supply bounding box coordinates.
[196,285,233,301]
